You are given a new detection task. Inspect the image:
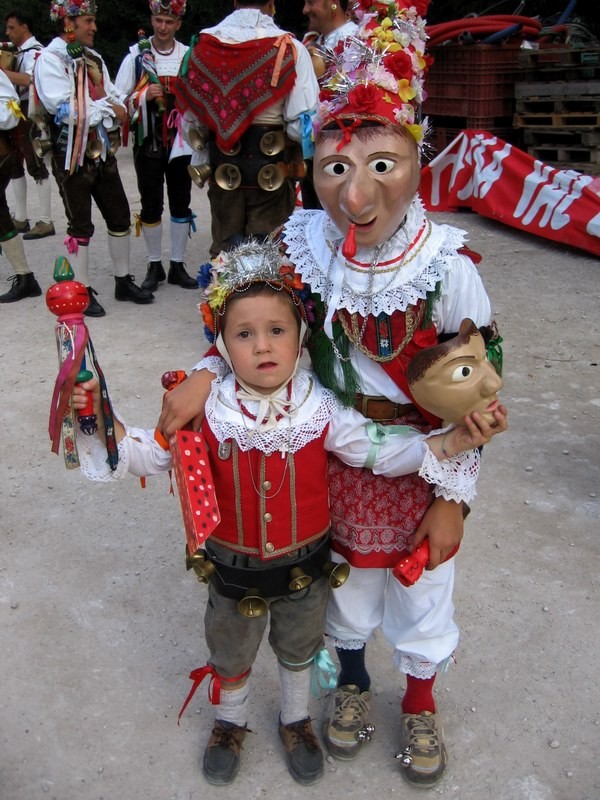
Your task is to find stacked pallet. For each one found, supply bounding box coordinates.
[513,46,600,174]
[423,43,523,155]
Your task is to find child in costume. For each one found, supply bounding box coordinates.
[73,239,505,787]
[156,0,508,788]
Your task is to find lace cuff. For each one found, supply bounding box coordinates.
[419,443,480,504]
[195,355,229,378]
[77,432,130,482]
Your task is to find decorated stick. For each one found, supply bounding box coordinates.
[137,29,165,113]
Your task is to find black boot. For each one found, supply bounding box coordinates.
[168,261,198,289]
[114,275,154,304]
[141,260,166,292]
[0,272,42,303]
[84,286,106,318]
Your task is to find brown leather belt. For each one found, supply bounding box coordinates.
[355,393,415,422]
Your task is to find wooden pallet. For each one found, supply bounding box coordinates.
[527,144,600,166]
[518,47,600,83]
[515,80,600,100]
[523,128,600,147]
[514,111,600,128]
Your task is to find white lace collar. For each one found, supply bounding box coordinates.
[202,10,282,42]
[283,196,468,317]
[205,367,339,455]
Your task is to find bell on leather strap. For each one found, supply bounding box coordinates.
[238,588,268,618]
[259,129,285,156]
[185,547,216,583]
[322,560,350,589]
[85,137,102,159]
[217,141,241,156]
[107,128,121,155]
[188,163,212,188]
[288,567,313,592]
[257,163,285,192]
[32,137,53,158]
[30,115,52,158]
[188,126,209,152]
[215,163,242,191]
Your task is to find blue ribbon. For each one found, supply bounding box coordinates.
[300,111,315,160]
[54,102,71,126]
[171,213,197,235]
[311,648,337,697]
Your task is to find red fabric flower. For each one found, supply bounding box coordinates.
[384,50,413,81]
[347,83,380,114]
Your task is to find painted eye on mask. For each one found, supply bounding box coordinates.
[451,364,474,381]
[321,161,350,177]
[368,157,396,175]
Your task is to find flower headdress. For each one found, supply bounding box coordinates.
[50,0,97,21]
[198,239,313,344]
[316,0,432,145]
[149,0,186,18]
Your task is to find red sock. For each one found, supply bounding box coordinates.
[402,674,436,714]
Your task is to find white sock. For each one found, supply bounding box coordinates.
[69,244,90,286]
[36,178,52,224]
[279,664,311,725]
[11,176,28,221]
[170,218,190,263]
[107,232,130,278]
[142,222,162,262]
[217,682,249,727]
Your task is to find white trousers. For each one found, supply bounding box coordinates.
[326,552,459,677]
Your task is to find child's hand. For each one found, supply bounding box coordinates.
[72,377,102,420]
[430,404,508,460]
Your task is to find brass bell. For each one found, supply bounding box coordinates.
[188,125,209,152]
[32,137,53,158]
[188,163,212,188]
[288,567,313,592]
[308,46,327,80]
[238,588,268,618]
[259,129,286,156]
[107,128,121,155]
[217,140,241,156]
[85,137,102,159]
[215,163,242,191]
[257,163,285,192]
[322,560,350,589]
[185,547,216,583]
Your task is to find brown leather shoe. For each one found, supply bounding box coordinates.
[202,719,248,785]
[279,717,324,785]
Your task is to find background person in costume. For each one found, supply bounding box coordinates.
[157,0,506,788]
[3,10,55,241]
[72,238,503,787]
[174,0,319,257]
[115,0,198,294]
[32,0,153,318]
[0,70,43,303]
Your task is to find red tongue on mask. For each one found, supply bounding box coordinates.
[341,223,356,259]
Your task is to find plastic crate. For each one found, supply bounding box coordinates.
[424,43,521,120]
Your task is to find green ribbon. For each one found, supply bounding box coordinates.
[364,422,417,470]
[486,334,503,377]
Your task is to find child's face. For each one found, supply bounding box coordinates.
[313,129,420,249]
[222,293,300,395]
[409,332,503,426]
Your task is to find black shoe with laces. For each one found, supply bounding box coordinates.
[0,273,42,303]
[202,719,248,786]
[141,261,166,292]
[279,717,324,785]
[84,286,106,318]
[168,260,198,289]
[114,275,154,304]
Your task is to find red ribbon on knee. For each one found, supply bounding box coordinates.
[177,665,251,725]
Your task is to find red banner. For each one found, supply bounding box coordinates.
[420,130,600,258]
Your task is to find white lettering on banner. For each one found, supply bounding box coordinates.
[457,134,511,202]
[425,132,471,207]
[587,212,600,237]
[515,162,594,230]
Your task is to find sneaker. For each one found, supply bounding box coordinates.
[202,719,248,786]
[114,274,154,305]
[0,273,42,303]
[84,286,105,318]
[396,711,447,787]
[323,684,374,760]
[168,260,199,289]
[22,220,56,240]
[141,260,166,292]
[279,717,323,785]
[11,217,30,233]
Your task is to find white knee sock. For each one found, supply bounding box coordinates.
[36,178,52,224]
[2,235,31,275]
[279,664,311,725]
[11,177,28,221]
[217,682,249,727]
[170,218,190,263]
[69,244,90,286]
[107,232,130,278]
[142,221,162,262]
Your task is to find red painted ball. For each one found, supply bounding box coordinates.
[46,280,90,316]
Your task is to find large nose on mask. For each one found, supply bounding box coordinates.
[340,167,375,220]
[482,363,503,395]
